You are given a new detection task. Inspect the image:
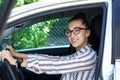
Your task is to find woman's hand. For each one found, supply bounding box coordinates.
[6,45,17,57]
[6,45,28,59]
[1,50,16,65]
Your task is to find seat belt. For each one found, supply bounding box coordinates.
[16,58,25,80]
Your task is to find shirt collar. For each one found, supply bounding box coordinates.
[76,44,91,54]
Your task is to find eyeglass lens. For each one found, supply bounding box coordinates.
[65,27,87,37]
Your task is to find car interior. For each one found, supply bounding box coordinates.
[0,2,106,80]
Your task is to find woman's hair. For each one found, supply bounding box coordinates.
[68,12,90,29]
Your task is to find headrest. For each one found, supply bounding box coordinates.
[90,14,103,52]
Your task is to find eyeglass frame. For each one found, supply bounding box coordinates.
[65,27,89,37]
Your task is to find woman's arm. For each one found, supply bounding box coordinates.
[3,45,97,74]
[26,47,97,74]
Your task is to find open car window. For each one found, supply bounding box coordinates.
[2,17,71,50]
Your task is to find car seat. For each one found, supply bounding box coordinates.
[90,14,103,80]
[90,14,103,54]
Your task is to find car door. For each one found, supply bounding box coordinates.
[0,0,108,80]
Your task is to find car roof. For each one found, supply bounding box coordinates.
[7,0,106,27]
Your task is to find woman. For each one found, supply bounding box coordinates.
[1,12,97,80]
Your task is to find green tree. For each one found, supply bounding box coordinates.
[8,20,57,49]
[0,0,1,4]
[7,0,60,50]
[14,0,39,7]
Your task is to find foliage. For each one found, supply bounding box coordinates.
[14,0,39,7]
[0,0,1,4]
[8,20,57,49]
[6,0,67,50]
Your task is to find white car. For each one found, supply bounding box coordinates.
[0,0,120,80]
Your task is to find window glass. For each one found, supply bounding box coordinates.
[3,17,71,50]
[0,0,3,27]
[0,0,2,5]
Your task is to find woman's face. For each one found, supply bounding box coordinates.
[68,19,90,51]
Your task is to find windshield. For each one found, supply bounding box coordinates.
[0,0,16,34]
[0,0,5,33]
[0,0,2,5]
[0,0,4,18]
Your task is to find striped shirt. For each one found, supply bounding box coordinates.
[26,44,97,80]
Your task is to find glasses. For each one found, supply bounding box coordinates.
[65,27,88,37]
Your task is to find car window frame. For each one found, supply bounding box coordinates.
[1,2,105,48]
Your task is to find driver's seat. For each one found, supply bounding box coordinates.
[89,14,103,54]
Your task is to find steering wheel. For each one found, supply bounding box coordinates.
[0,59,17,80]
[4,59,17,80]
[0,59,25,80]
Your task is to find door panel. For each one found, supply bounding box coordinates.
[18,46,71,56]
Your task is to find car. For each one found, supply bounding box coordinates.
[0,0,120,80]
